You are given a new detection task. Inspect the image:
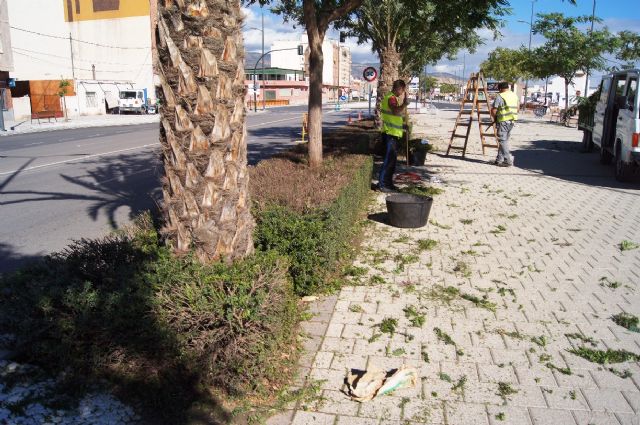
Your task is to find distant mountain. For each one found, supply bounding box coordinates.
[351,63,379,80]
[244,51,270,69]
[428,72,466,84]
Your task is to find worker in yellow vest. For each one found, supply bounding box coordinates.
[490,82,519,167]
[378,80,408,192]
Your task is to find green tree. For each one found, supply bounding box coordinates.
[420,75,438,95]
[58,78,71,122]
[250,0,364,168]
[615,30,640,68]
[532,13,613,114]
[342,0,508,119]
[481,47,532,83]
[439,83,458,94]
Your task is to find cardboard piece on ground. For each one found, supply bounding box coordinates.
[346,367,418,402]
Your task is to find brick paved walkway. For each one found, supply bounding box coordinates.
[269,112,640,425]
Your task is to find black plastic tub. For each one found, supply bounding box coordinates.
[386,194,433,228]
[409,150,427,166]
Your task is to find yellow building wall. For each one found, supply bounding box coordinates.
[63,0,149,22]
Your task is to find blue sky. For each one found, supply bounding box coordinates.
[242,0,640,76]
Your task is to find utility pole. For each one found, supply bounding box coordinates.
[69,33,75,80]
[92,64,96,80]
[584,0,596,97]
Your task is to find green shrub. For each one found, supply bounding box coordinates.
[0,215,298,423]
[253,155,373,295]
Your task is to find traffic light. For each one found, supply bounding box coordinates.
[339,32,346,43]
[297,45,304,55]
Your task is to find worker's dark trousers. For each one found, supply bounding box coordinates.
[379,133,399,188]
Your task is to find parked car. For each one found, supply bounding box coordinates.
[579,69,639,181]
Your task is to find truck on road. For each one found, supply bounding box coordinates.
[579,69,639,181]
[118,89,148,114]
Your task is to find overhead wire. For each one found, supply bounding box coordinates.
[12,47,149,68]
[9,25,149,50]
[13,51,140,74]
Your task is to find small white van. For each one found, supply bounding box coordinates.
[581,69,640,181]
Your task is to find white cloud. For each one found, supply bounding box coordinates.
[241,6,301,53]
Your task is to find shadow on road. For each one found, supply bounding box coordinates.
[0,152,162,273]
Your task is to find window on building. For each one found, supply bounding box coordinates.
[86,91,98,108]
[92,0,120,12]
[265,90,276,100]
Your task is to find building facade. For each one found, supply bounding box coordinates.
[0,1,15,124]
[270,34,351,101]
[8,0,154,120]
[245,67,308,107]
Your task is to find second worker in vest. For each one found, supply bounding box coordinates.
[490,82,519,167]
[378,80,408,192]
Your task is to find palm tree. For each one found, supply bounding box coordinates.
[157,0,254,262]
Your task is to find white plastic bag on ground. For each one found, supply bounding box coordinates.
[346,367,418,402]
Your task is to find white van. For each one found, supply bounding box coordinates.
[581,69,640,181]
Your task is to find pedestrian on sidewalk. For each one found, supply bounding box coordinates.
[491,81,518,167]
[378,79,408,192]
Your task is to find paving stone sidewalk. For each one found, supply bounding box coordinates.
[269,112,640,425]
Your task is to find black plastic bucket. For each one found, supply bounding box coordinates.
[409,150,427,166]
[386,194,433,228]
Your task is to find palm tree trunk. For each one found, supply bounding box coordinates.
[157,0,254,263]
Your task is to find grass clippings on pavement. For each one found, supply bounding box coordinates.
[496,382,518,405]
[611,313,640,332]
[567,347,640,364]
[403,305,426,328]
[417,239,438,252]
[619,240,640,251]
[460,293,497,312]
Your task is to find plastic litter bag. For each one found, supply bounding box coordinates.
[346,367,418,402]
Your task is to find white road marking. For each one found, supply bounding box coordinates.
[0,143,159,176]
[246,109,341,128]
[2,109,348,175]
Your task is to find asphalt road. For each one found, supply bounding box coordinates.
[0,104,357,273]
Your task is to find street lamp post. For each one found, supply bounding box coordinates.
[252,47,303,112]
[584,0,596,97]
[261,11,265,110]
[248,23,265,112]
[518,0,536,113]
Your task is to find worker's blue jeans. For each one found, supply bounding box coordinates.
[379,133,399,189]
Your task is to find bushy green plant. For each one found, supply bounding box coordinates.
[0,215,299,423]
[254,155,373,295]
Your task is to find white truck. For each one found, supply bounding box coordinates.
[117,89,147,114]
[579,69,639,181]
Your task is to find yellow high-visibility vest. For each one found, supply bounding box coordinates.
[381,93,404,137]
[496,91,519,122]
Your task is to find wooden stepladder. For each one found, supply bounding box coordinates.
[446,71,499,157]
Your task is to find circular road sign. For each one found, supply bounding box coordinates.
[363,67,378,82]
[339,95,347,101]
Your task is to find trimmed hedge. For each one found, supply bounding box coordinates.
[0,215,298,423]
[253,155,373,295]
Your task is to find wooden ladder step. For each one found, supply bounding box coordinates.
[483,144,499,148]
[478,111,491,114]
[460,110,472,114]
[452,134,468,138]
[457,122,471,127]
[448,146,465,150]
[481,133,496,137]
